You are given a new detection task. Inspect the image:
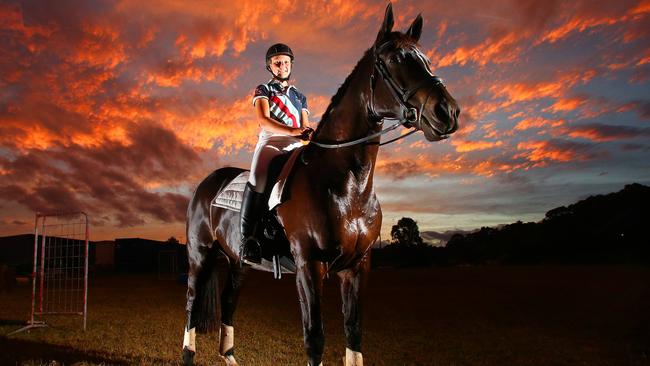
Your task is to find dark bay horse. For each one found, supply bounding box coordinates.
[182,4,459,366]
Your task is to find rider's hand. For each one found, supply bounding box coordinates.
[298,127,314,141]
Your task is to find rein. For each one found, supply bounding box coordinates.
[309,42,444,149]
[309,118,416,148]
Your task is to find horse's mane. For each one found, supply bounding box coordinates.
[313,48,374,137]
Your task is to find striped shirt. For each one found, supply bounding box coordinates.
[252,80,309,138]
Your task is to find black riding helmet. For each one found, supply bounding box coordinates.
[266,43,294,81]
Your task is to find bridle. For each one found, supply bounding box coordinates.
[310,41,445,149]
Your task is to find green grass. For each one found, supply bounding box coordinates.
[1,266,649,365]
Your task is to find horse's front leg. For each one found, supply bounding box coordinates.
[338,256,370,366]
[296,259,326,366]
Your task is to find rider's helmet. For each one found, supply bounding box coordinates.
[266,43,294,65]
[265,43,294,80]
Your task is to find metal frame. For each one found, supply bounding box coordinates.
[8,212,89,335]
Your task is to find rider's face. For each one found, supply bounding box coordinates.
[269,55,292,79]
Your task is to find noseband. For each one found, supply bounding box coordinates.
[311,42,444,149]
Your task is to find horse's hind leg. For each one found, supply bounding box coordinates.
[218,263,248,366]
[338,257,370,366]
[182,230,220,366]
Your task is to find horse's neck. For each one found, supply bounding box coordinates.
[314,57,380,198]
[315,53,376,145]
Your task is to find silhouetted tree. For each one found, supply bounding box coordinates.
[166,236,180,245]
[390,217,424,247]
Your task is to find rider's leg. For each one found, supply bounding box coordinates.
[239,182,264,263]
[240,138,279,263]
[240,136,302,264]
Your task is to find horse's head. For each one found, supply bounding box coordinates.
[370,3,459,141]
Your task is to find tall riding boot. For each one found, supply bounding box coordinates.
[239,182,264,264]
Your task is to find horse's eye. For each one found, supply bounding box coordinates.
[390,55,402,64]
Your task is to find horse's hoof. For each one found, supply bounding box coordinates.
[182,346,195,366]
[220,354,239,366]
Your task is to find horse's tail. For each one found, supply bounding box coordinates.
[190,247,220,333]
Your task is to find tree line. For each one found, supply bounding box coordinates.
[372,183,649,267]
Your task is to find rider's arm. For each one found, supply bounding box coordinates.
[300,93,310,131]
[301,110,310,130]
[254,99,302,135]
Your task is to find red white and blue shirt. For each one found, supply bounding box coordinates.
[252,80,309,136]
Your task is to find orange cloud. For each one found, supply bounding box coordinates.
[638,49,650,65]
[0,3,55,43]
[539,1,649,44]
[436,32,521,68]
[376,152,467,179]
[515,139,596,165]
[451,139,503,153]
[514,117,565,131]
[376,152,529,179]
[304,94,331,122]
[68,22,127,68]
[482,122,500,139]
[567,128,620,142]
[547,97,587,113]
[491,69,596,107]
[470,159,527,177]
[145,60,242,87]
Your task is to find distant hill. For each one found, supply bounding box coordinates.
[420,229,475,246]
[445,183,650,265]
[372,183,650,267]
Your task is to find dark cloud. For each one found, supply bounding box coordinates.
[631,65,650,84]
[567,123,650,142]
[377,159,426,180]
[621,143,650,152]
[628,100,650,120]
[0,124,201,227]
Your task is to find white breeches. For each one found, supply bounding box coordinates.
[249,135,302,193]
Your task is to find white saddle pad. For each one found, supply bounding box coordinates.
[211,171,283,212]
[212,172,250,211]
[211,148,303,212]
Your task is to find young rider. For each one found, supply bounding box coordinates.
[240,43,313,264]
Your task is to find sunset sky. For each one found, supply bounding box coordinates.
[1,0,649,243]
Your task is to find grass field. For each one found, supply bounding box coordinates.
[1,266,649,365]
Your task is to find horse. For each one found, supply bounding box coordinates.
[181,3,459,366]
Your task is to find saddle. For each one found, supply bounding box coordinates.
[211,147,304,277]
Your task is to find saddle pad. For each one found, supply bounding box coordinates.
[211,147,303,212]
[212,172,250,211]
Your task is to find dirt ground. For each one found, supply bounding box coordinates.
[1,266,649,365]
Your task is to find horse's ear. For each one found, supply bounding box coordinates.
[406,14,423,42]
[375,2,394,45]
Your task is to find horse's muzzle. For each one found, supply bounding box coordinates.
[434,101,460,135]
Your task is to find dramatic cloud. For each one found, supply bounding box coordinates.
[564,123,650,142]
[1,0,649,239]
[0,124,201,227]
[515,139,601,165]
